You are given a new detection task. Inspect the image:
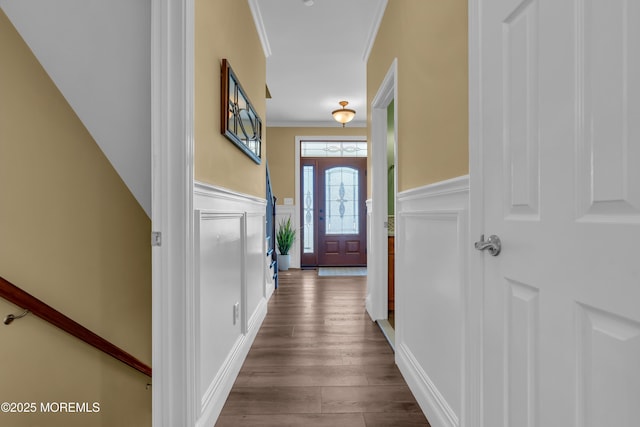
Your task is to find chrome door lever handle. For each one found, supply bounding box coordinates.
[474,234,501,256]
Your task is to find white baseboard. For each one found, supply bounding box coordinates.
[397,342,458,427]
[196,299,267,427]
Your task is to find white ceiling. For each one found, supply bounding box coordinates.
[251,0,387,127]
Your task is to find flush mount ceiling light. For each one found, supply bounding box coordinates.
[303,0,314,6]
[332,101,356,127]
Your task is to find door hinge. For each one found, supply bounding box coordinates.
[151,231,162,247]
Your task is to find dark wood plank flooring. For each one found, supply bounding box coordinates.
[215,269,430,427]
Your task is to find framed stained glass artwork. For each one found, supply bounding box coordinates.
[221,59,262,164]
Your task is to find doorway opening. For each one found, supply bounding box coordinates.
[368,58,397,348]
[299,140,368,269]
[386,100,395,329]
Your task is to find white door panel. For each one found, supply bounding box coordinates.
[576,0,640,221]
[475,0,640,425]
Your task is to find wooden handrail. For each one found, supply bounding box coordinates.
[0,275,151,377]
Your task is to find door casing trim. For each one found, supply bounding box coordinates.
[368,58,397,321]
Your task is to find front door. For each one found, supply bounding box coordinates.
[475,1,640,426]
[301,157,367,267]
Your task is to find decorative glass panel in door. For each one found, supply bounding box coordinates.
[302,164,314,254]
[325,167,359,235]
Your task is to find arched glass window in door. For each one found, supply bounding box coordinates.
[325,167,359,235]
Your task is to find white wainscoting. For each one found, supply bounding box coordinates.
[275,204,299,269]
[193,182,267,427]
[395,176,477,427]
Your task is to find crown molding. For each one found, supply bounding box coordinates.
[248,0,271,57]
[362,0,388,62]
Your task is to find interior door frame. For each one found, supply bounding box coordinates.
[368,58,397,322]
[467,0,491,424]
[151,0,196,425]
[294,135,367,269]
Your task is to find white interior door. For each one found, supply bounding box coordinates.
[475,0,640,426]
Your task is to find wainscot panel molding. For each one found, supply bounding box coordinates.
[275,204,299,269]
[193,182,267,427]
[395,175,479,427]
[246,211,268,332]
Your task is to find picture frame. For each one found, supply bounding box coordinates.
[220,58,262,164]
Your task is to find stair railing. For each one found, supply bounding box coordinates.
[0,275,151,377]
[266,161,278,288]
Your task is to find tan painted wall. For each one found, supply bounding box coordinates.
[195,0,266,198]
[0,10,151,427]
[266,127,367,204]
[367,0,468,193]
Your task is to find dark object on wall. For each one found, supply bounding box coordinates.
[221,58,262,164]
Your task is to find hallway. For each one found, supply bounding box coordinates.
[215,270,430,426]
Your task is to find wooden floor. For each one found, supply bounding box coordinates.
[215,269,430,427]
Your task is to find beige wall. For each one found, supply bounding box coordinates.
[367,0,468,193]
[266,126,367,204]
[195,0,266,198]
[0,10,151,427]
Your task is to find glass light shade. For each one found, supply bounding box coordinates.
[332,101,356,126]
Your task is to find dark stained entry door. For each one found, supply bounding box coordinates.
[301,157,366,267]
